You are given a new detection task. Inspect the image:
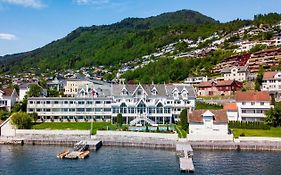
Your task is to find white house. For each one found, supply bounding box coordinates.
[272,36,281,46]
[223,103,238,121]
[188,110,233,141]
[0,88,18,111]
[221,66,249,82]
[184,76,209,85]
[234,41,256,53]
[235,91,272,121]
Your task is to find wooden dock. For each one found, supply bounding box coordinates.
[176,142,195,173]
[180,157,195,173]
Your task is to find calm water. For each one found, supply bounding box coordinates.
[0,145,281,175]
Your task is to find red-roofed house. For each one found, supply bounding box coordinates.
[235,91,272,121]
[0,88,18,111]
[197,80,243,96]
[223,103,238,121]
[262,71,281,100]
[188,110,233,141]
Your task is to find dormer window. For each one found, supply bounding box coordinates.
[121,87,128,95]
[151,87,158,96]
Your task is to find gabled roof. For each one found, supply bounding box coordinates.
[188,110,228,124]
[235,91,271,102]
[0,88,14,97]
[221,66,248,73]
[198,81,213,87]
[263,71,279,80]
[223,103,238,111]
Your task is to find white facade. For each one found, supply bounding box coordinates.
[222,66,249,82]
[19,87,29,101]
[262,72,281,92]
[64,80,94,97]
[188,110,232,141]
[27,84,196,125]
[184,76,208,85]
[0,89,18,111]
[234,41,256,53]
[236,101,271,121]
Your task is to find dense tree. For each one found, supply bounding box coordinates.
[265,102,281,127]
[47,89,60,97]
[27,84,43,97]
[255,66,264,91]
[179,109,188,131]
[10,112,33,129]
[117,113,123,128]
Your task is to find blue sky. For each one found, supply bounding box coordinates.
[0,0,281,56]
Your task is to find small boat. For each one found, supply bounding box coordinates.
[78,150,91,159]
[57,150,70,159]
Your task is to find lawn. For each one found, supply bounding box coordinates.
[232,127,281,138]
[195,101,223,110]
[32,122,117,135]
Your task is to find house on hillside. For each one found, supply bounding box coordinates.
[235,91,272,121]
[188,110,233,141]
[221,66,250,82]
[248,48,281,73]
[0,88,18,111]
[262,71,281,100]
[197,80,243,96]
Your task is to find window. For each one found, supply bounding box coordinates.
[251,102,255,105]
[29,101,33,104]
[242,102,246,105]
[96,101,101,104]
[46,101,50,104]
[36,101,40,104]
[260,102,264,105]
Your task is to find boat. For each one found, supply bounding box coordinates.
[78,150,91,159]
[57,150,70,159]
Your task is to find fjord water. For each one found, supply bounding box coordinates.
[0,145,281,175]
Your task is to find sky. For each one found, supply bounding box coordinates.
[0,0,281,56]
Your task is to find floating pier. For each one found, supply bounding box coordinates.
[58,140,102,159]
[176,143,195,173]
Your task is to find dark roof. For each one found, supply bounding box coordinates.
[188,110,228,124]
[221,66,248,73]
[0,88,14,96]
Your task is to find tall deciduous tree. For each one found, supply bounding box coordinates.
[10,112,33,129]
[255,66,264,91]
[265,102,281,127]
[27,84,43,97]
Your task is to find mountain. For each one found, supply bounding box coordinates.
[0,10,219,73]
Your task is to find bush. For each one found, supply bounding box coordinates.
[10,112,33,129]
[228,121,270,130]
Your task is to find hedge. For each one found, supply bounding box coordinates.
[228,121,270,130]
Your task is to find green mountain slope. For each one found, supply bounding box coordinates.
[0,10,219,73]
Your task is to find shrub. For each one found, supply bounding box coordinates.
[10,112,33,129]
[228,121,270,130]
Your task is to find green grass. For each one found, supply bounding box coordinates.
[176,125,187,138]
[195,101,223,110]
[232,127,281,138]
[32,122,117,135]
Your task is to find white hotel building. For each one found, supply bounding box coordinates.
[27,84,196,125]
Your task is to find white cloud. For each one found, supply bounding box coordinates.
[74,0,109,5]
[0,0,45,9]
[0,33,16,40]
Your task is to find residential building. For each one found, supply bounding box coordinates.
[0,88,18,111]
[19,83,46,101]
[223,103,238,121]
[221,66,249,82]
[272,36,281,46]
[188,110,233,141]
[184,76,209,85]
[213,54,251,73]
[234,41,256,53]
[64,79,94,97]
[27,83,196,125]
[235,91,272,121]
[262,71,281,100]
[197,80,243,96]
[248,48,281,73]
